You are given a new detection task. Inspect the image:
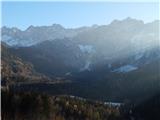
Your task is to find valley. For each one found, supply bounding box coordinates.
[1,18,160,120]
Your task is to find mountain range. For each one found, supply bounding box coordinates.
[1,18,160,102]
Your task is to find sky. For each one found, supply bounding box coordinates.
[1,1,159,30]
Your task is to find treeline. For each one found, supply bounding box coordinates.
[2,89,160,120]
[1,90,122,120]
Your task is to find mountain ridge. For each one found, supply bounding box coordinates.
[2,18,159,47]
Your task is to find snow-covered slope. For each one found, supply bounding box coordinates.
[1,25,90,47]
[113,65,138,73]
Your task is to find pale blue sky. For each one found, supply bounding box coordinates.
[2,2,159,30]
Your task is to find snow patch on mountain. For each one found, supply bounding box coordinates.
[78,44,95,54]
[2,35,12,41]
[135,53,144,60]
[80,61,91,71]
[2,35,18,46]
[113,65,138,73]
[65,72,72,76]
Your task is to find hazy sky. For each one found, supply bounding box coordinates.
[2,2,159,30]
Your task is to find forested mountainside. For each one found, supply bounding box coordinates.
[1,90,122,120]
[2,90,160,120]
[131,93,160,120]
[1,43,51,86]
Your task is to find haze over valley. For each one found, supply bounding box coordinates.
[2,18,160,102]
[1,2,160,120]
